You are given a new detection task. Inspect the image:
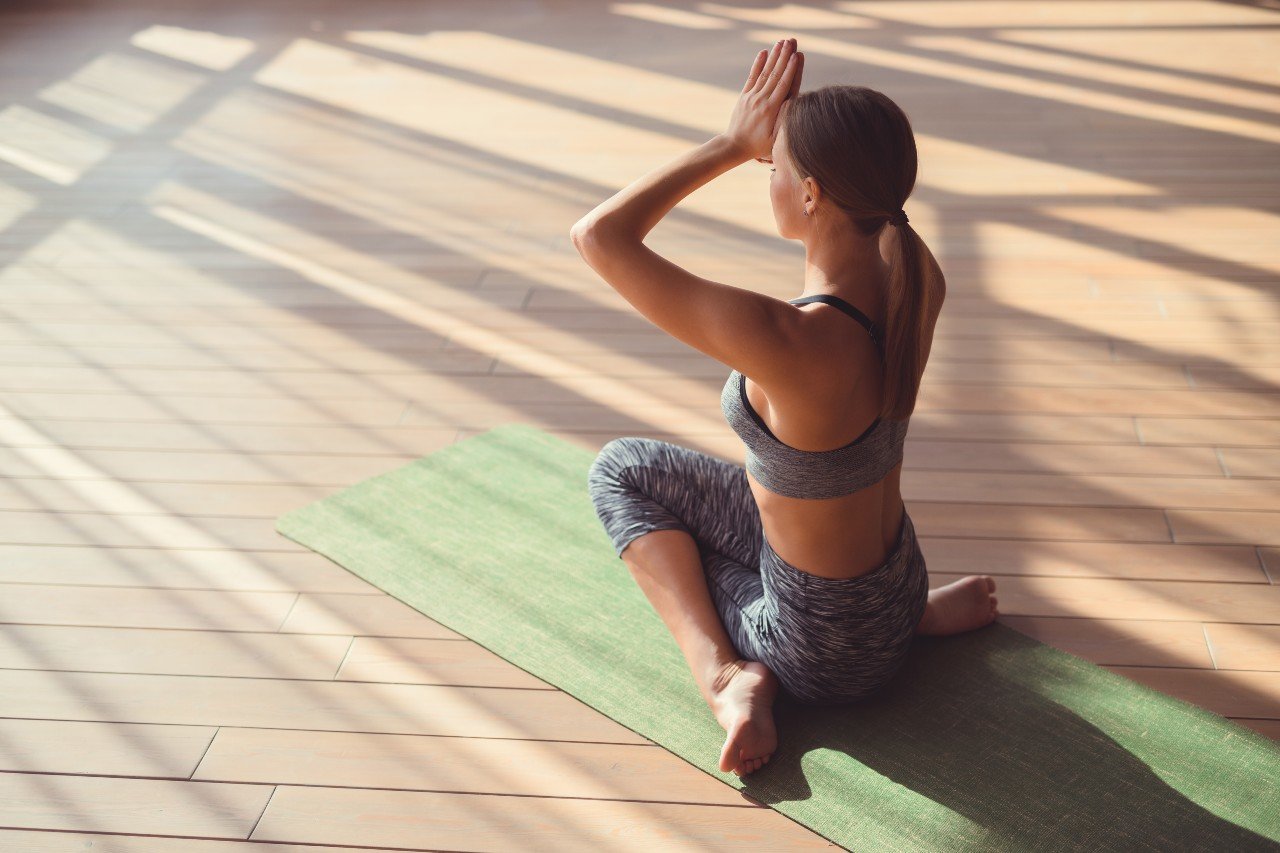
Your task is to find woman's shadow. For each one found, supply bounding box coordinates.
[744,622,1280,851]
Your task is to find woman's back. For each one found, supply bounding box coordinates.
[734,244,945,580]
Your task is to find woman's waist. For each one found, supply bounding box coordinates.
[755,496,908,580]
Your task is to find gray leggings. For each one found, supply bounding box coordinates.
[587,436,930,706]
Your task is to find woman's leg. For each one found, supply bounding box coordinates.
[587,437,779,774]
[614,530,748,698]
[587,436,767,695]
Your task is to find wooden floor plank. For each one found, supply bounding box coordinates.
[1168,509,1280,546]
[1203,624,1280,672]
[904,471,1280,511]
[930,573,1280,624]
[0,831,371,852]
[917,538,1264,584]
[1115,340,1280,364]
[0,772,272,838]
[250,784,827,851]
[916,386,1280,418]
[0,585,297,632]
[909,503,1170,542]
[1188,365,1280,390]
[0,281,528,312]
[2,364,500,401]
[334,636,556,687]
[999,616,1214,668]
[277,592,469,639]
[0,390,408,426]
[0,718,215,778]
[0,624,354,680]
[0,417,463,455]
[0,511,304,551]
[0,340,494,373]
[0,669,646,744]
[1260,548,1279,582]
[902,441,1225,477]
[1137,417,1280,447]
[1221,448,1280,478]
[0,477,339,518]
[0,543,376,592]
[194,726,749,807]
[935,318,1280,342]
[0,319,461,351]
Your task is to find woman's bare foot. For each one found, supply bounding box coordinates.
[915,575,999,636]
[708,659,779,777]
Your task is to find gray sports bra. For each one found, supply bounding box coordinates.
[720,293,909,499]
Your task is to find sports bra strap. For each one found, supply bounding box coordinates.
[788,294,882,351]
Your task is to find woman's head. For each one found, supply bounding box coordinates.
[770,84,935,422]
[769,84,917,238]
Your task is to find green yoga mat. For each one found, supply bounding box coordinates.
[275,422,1280,851]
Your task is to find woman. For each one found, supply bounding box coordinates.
[573,38,998,779]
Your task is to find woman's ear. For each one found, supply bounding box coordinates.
[802,175,820,205]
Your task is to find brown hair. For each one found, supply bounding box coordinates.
[781,84,937,422]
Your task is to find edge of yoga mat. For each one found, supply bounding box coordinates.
[275,422,1280,852]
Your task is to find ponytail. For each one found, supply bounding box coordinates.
[881,219,932,421]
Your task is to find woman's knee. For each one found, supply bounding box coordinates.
[589,437,631,483]
[587,437,650,510]
[588,436,659,489]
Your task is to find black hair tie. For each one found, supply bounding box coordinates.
[889,209,909,227]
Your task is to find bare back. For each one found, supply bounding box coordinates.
[743,249,945,580]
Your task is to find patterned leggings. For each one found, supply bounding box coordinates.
[587,436,930,706]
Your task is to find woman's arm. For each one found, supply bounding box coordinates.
[570,134,747,243]
[566,40,810,385]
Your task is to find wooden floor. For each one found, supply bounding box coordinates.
[0,0,1277,848]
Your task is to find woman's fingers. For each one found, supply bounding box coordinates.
[773,49,802,103]
[762,39,797,95]
[742,48,767,93]
[754,38,790,94]
[786,51,803,100]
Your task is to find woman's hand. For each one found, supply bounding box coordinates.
[724,37,804,164]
